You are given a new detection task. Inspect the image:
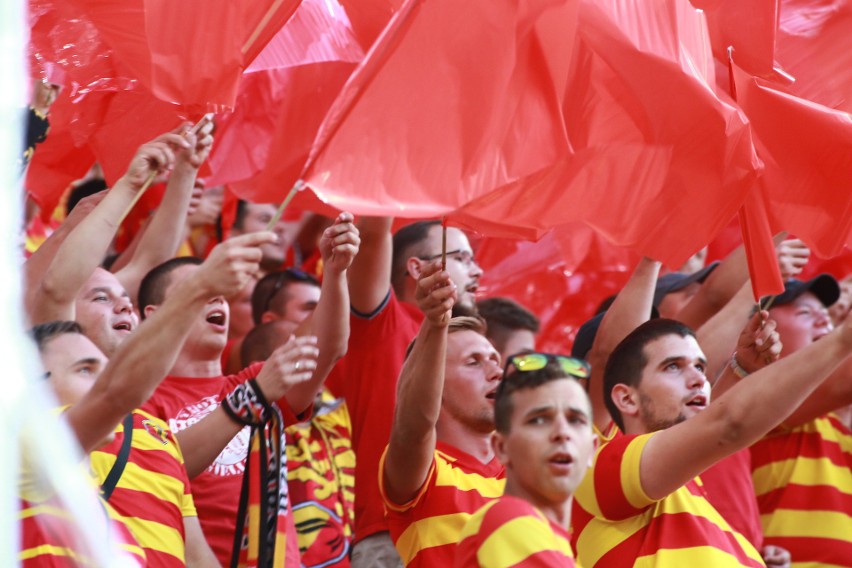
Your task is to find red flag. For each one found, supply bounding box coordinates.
[776,0,852,113]
[733,68,852,259]
[737,185,785,299]
[209,0,364,190]
[62,0,302,109]
[691,0,782,79]
[286,0,578,217]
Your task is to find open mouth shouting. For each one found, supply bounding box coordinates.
[205,308,227,331]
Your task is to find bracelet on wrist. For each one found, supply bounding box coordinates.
[730,353,750,379]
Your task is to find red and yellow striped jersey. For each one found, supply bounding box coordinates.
[19,495,146,567]
[455,495,576,567]
[573,433,764,567]
[90,409,196,567]
[379,441,505,567]
[750,413,852,567]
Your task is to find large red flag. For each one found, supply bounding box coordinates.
[62,0,302,109]
[690,0,782,79]
[776,0,852,113]
[733,67,852,259]
[209,0,364,191]
[277,0,578,216]
[452,0,760,267]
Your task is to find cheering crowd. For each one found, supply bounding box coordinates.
[17,93,852,568]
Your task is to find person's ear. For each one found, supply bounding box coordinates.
[143,304,158,319]
[407,257,424,280]
[491,431,510,467]
[611,384,639,421]
[260,311,277,324]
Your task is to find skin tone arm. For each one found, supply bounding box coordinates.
[177,335,319,478]
[30,132,191,325]
[23,190,107,316]
[698,239,811,379]
[179,213,359,476]
[285,212,360,414]
[779,356,852,427]
[66,232,276,453]
[347,216,393,314]
[183,516,220,568]
[637,311,852,500]
[711,310,782,399]
[114,119,215,305]
[588,257,661,432]
[383,262,457,505]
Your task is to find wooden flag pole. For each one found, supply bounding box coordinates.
[117,113,214,226]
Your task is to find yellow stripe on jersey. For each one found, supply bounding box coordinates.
[753,456,852,495]
[18,545,82,561]
[434,461,505,496]
[760,509,852,541]
[124,516,186,560]
[477,514,572,567]
[633,546,762,567]
[396,512,473,562]
[620,433,654,510]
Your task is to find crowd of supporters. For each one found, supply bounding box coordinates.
[16,84,852,568]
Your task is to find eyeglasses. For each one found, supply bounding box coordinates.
[418,249,477,268]
[263,268,314,315]
[503,352,591,381]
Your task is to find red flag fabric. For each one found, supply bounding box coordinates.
[61,0,301,109]
[338,0,404,51]
[776,0,852,113]
[287,0,578,217]
[737,185,785,300]
[732,66,852,259]
[691,0,781,79]
[209,0,364,191]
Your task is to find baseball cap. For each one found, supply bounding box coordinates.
[571,306,660,360]
[652,261,720,307]
[766,274,840,309]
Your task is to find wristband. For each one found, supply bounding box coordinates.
[221,379,272,426]
[730,353,750,379]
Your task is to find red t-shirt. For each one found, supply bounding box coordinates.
[325,291,423,543]
[141,362,304,567]
[700,449,764,550]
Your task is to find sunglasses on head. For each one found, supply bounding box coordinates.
[263,268,313,314]
[503,352,591,380]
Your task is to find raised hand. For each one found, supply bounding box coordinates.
[734,310,782,373]
[176,116,215,170]
[414,261,457,326]
[122,131,191,191]
[254,335,320,401]
[776,239,810,280]
[195,231,277,299]
[319,212,361,274]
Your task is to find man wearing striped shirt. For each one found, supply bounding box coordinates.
[573,313,852,567]
[455,353,597,567]
[380,262,505,567]
[749,275,852,567]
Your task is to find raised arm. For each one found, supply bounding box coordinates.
[348,216,393,314]
[30,133,189,325]
[115,118,215,304]
[639,311,852,500]
[24,190,107,316]
[697,238,810,378]
[588,257,661,431]
[383,262,456,505]
[178,334,320,478]
[284,212,360,414]
[66,231,276,452]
